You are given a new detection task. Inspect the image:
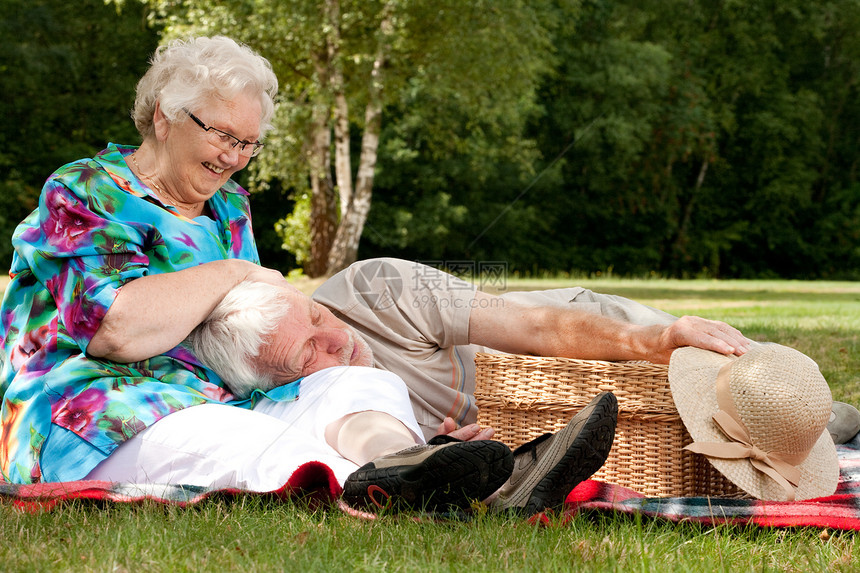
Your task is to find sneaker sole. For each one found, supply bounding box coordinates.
[342,440,514,511]
[519,392,618,515]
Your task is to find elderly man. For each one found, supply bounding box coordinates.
[188,280,620,515]
[312,258,859,447]
[87,279,517,513]
[188,257,750,514]
[309,258,749,434]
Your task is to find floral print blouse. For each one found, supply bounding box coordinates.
[0,143,277,484]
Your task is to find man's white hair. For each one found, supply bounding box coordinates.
[189,281,292,399]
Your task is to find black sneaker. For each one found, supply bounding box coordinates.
[342,435,514,512]
[491,392,618,516]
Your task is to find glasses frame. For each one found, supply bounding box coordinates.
[183,108,264,158]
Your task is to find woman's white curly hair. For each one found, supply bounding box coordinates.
[132,36,278,140]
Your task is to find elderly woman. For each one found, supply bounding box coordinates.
[0,36,512,511]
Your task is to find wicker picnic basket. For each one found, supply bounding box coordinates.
[474,352,747,498]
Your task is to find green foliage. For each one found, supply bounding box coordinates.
[0,0,158,269]
[498,0,860,278]
[369,0,860,279]
[363,192,469,258]
[7,0,860,278]
[275,191,312,266]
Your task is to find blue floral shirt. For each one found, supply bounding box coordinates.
[0,143,296,484]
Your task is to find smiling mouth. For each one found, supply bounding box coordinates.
[203,162,225,174]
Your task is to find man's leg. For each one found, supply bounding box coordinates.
[88,365,514,513]
[489,392,618,515]
[85,389,512,511]
[258,366,514,511]
[85,402,360,491]
[86,367,427,489]
[499,287,677,326]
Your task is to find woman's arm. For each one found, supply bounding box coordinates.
[87,259,287,362]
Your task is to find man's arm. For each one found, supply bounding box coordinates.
[467,291,749,364]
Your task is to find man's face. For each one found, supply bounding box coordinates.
[256,287,374,383]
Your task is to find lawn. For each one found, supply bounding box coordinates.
[506,277,860,405]
[0,276,857,572]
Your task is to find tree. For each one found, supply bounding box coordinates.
[140,0,557,276]
[646,0,860,278]
[522,0,860,278]
[1,0,158,269]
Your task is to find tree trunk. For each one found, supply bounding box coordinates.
[306,104,338,278]
[305,0,342,278]
[664,158,708,276]
[333,92,352,218]
[327,0,353,219]
[325,112,379,274]
[325,24,388,275]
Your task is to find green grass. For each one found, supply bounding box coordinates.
[499,277,860,404]
[0,497,855,572]
[0,278,858,572]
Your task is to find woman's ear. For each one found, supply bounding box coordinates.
[152,101,171,142]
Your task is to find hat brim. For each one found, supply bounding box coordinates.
[669,345,838,501]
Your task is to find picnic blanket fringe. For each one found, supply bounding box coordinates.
[0,461,342,513]
[2,438,859,531]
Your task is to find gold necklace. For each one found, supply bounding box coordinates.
[129,152,199,212]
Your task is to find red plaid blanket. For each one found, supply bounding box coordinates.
[4,438,859,530]
[561,436,860,530]
[0,461,342,512]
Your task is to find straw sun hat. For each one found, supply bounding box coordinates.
[669,343,838,501]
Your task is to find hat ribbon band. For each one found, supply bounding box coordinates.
[685,411,801,501]
[684,361,804,501]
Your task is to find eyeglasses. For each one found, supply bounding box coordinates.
[183,109,264,158]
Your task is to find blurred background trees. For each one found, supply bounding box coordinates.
[4,0,860,279]
[0,0,157,266]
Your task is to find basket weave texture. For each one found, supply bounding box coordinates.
[474,352,746,498]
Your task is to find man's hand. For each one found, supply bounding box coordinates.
[435,417,496,441]
[645,315,751,364]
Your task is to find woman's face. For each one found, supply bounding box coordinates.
[157,92,263,202]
